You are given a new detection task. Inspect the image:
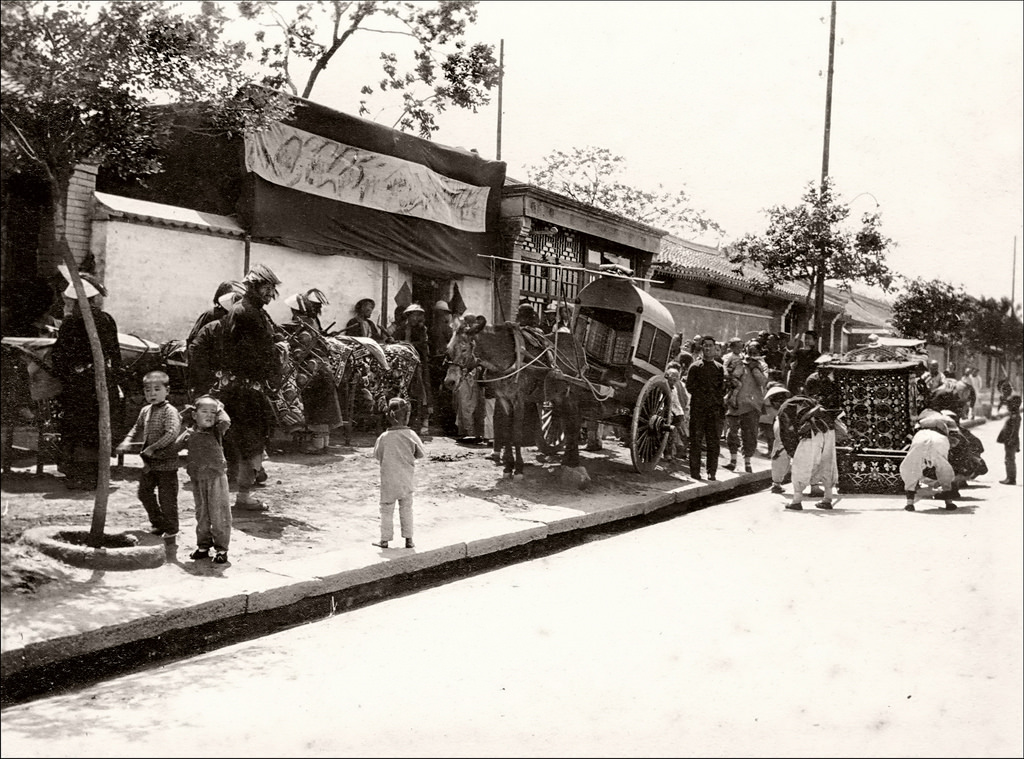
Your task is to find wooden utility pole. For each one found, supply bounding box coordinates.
[813,0,837,343]
[496,39,504,161]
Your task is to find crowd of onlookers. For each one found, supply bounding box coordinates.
[2,267,1020,534]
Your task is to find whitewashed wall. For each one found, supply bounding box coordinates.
[93,214,491,342]
[94,218,244,342]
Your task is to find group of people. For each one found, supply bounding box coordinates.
[661,328,1022,511]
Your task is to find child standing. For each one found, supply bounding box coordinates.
[117,370,182,538]
[664,361,689,461]
[997,394,1021,485]
[372,397,426,549]
[176,395,233,564]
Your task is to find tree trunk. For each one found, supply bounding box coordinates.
[51,186,111,547]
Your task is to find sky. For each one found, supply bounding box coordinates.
[230,0,1024,305]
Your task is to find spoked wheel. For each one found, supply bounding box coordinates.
[538,401,565,454]
[629,376,673,473]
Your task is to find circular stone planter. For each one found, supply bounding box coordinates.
[21,526,166,571]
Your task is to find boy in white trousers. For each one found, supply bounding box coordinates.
[372,397,426,549]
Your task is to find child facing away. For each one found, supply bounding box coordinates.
[996,394,1021,485]
[175,395,233,564]
[372,397,426,549]
[116,370,182,539]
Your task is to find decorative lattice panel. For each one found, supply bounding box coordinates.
[834,366,916,450]
[837,448,907,494]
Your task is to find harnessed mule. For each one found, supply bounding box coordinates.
[445,318,584,478]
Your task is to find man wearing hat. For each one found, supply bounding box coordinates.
[219,264,282,509]
[50,271,124,490]
[391,303,431,434]
[762,383,792,494]
[429,299,456,435]
[282,289,342,453]
[901,410,959,511]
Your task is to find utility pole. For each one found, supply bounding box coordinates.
[813,0,837,343]
[496,39,504,161]
[1012,235,1018,310]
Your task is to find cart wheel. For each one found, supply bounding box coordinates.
[539,401,565,454]
[630,375,673,473]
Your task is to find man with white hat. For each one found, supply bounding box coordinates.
[900,410,959,511]
[429,299,456,435]
[392,303,431,434]
[50,270,123,490]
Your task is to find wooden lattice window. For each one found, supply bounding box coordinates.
[636,323,673,367]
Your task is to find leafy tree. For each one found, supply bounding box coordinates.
[725,179,895,325]
[525,146,724,238]
[890,277,972,347]
[965,296,1024,364]
[235,0,499,137]
[1,0,290,544]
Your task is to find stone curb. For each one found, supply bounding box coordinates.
[0,469,768,703]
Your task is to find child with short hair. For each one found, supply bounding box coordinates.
[997,394,1021,485]
[117,370,182,538]
[372,397,426,549]
[176,395,233,563]
[664,361,688,461]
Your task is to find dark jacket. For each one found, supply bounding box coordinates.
[685,358,725,413]
[222,295,281,387]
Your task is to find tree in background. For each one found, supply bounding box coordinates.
[525,146,724,238]
[725,178,895,309]
[1,0,291,544]
[964,296,1024,373]
[890,277,972,347]
[236,0,499,138]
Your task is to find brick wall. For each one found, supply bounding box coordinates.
[36,163,99,277]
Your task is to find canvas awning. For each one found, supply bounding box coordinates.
[241,98,505,279]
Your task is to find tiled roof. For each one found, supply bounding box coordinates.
[653,234,813,302]
[840,289,893,327]
[93,192,245,237]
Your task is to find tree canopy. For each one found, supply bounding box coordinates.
[889,277,972,346]
[525,146,724,238]
[964,295,1023,364]
[1,0,290,190]
[1,0,290,542]
[235,0,499,138]
[725,178,895,305]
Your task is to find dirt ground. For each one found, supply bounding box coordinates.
[0,424,700,595]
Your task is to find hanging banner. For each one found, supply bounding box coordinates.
[245,122,489,233]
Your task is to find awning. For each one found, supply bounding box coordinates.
[242,99,505,279]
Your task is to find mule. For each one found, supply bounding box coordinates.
[445,318,583,478]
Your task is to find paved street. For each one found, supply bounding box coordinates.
[1,422,1020,758]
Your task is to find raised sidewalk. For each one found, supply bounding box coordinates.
[2,413,992,708]
[1,441,771,708]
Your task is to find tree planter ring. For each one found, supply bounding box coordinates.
[21,526,166,571]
